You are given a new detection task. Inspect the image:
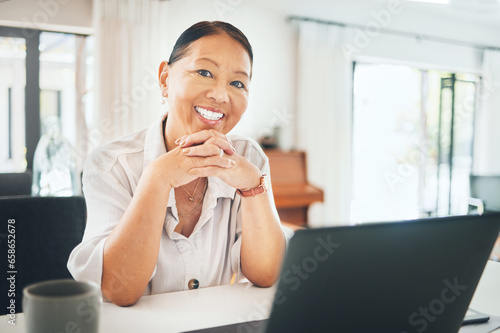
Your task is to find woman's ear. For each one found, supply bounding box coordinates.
[158,61,169,97]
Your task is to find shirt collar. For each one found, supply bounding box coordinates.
[142,112,168,173]
[165,177,236,239]
[207,176,236,199]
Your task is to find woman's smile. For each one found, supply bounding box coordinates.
[195,106,225,125]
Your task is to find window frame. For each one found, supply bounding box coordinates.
[351,61,479,220]
[0,26,90,171]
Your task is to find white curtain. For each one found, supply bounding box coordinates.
[92,0,169,147]
[295,21,353,227]
[474,49,500,175]
[75,35,89,193]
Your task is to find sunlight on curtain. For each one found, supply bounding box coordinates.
[295,21,353,226]
[474,49,500,174]
[92,0,169,147]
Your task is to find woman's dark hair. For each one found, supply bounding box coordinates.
[168,21,253,74]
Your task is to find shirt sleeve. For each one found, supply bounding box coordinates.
[67,151,133,288]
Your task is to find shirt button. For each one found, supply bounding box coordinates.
[188,279,199,290]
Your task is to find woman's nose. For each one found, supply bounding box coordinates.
[206,81,229,103]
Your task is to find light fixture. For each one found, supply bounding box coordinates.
[450,0,500,12]
[407,0,500,12]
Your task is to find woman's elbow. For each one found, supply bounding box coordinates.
[253,277,277,288]
[102,286,141,307]
[101,278,143,307]
[111,297,139,307]
[244,268,280,288]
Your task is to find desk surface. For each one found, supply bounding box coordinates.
[3,261,499,333]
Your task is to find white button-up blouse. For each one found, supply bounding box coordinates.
[67,113,293,295]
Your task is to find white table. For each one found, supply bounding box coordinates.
[3,261,500,333]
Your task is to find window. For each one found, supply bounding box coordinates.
[0,35,26,172]
[0,27,93,173]
[351,63,479,222]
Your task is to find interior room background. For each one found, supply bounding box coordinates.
[1,0,499,227]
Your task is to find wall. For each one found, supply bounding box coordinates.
[164,0,500,176]
[0,0,93,34]
[165,0,297,149]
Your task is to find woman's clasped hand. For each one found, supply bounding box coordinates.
[160,129,262,191]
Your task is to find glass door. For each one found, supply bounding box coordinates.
[436,74,477,215]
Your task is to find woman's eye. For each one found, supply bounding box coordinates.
[198,70,212,78]
[231,81,245,89]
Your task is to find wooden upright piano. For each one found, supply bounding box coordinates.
[265,150,324,227]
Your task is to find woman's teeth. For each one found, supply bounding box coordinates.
[195,107,224,121]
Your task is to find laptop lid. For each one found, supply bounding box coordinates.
[264,213,500,333]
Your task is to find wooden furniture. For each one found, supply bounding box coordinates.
[265,150,324,227]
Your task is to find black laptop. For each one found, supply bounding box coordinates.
[185,213,500,333]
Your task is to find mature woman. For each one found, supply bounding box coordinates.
[68,21,293,306]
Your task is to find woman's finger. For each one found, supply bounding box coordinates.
[175,136,187,145]
[188,155,236,169]
[188,166,230,178]
[183,143,222,157]
[179,130,214,147]
[180,129,232,146]
[208,129,231,143]
[201,137,235,155]
[181,131,235,155]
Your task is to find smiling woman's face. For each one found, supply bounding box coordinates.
[161,33,252,144]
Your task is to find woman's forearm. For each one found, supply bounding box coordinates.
[240,193,286,287]
[177,130,286,287]
[101,164,171,306]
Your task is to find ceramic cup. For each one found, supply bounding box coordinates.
[23,279,101,333]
